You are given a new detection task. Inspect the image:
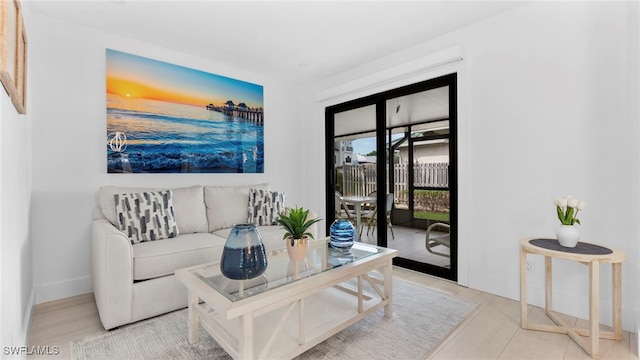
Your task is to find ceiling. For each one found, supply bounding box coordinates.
[27,0,528,86]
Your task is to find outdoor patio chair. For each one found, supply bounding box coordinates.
[335,192,356,223]
[363,191,376,212]
[363,193,395,239]
[426,222,450,258]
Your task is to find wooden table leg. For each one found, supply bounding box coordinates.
[239,313,254,360]
[355,203,362,237]
[299,299,305,345]
[589,260,600,359]
[545,256,552,312]
[384,259,393,319]
[187,291,200,344]
[520,246,528,329]
[357,275,363,314]
[612,262,622,341]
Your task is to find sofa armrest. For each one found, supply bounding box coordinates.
[91,218,134,329]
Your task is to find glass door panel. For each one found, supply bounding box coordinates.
[410,121,451,269]
[389,127,410,228]
[385,84,454,275]
[334,105,376,197]
[410,121,450,227]
[333,105,377,239]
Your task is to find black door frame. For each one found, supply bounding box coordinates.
[325,73,458,281]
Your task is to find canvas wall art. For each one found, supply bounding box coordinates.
[1,0,27,114]
[106,49,264,173]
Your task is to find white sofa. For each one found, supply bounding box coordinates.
[91,183,316,330]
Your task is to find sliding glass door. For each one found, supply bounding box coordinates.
[325,74,457,281]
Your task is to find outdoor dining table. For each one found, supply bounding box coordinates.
[340,196,376,236]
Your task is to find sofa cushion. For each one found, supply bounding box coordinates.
[132,233,227,281]
[99,185,207,234]
[204,183,269,232]
[171,185,208,234]
[248,188,286,226]
[99,186,152,225]
[115,190,179,243]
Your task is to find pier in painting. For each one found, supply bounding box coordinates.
[206,100,264,124]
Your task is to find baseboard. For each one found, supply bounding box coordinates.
[35,276,92,304]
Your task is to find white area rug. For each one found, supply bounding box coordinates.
[71,279,476,360]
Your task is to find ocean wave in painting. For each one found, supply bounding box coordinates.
[107,95,263,173]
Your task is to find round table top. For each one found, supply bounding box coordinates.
[521,238,626,263]
[340,196,376,203]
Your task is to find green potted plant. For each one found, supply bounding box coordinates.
[277,206,321,261]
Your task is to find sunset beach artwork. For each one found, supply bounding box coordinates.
[106,49,264,173]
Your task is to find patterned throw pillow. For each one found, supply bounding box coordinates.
[248,188,286,226]
[114,190,179,243]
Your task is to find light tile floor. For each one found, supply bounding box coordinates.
[28,268,638,360]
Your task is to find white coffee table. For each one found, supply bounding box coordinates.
[175,238,397,360]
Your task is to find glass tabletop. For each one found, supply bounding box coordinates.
[191,240,383,302]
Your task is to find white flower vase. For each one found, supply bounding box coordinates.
[556,225,580,247]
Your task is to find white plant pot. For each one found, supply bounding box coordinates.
[286,236,309,261]
[556,225,580,248]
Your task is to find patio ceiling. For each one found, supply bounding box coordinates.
[334,86,449,139]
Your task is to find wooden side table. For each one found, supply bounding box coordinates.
[519,238,626,359]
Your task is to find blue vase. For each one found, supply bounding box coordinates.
[330,219,356,251]
[220,224,268,280]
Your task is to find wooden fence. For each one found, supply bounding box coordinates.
[342,164,378,196]
[341,162,448,197]
[394,162,448,197]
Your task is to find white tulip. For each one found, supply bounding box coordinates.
[554,197,562,206]
[577,201,586,210]
[567,198,579,208]
[557,198,568,208]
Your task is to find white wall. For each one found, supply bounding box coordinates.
[0,5,33,352]
[28,14,310,303]
[306,2,639,331]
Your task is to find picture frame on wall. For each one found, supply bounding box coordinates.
[106,49,264,174]
[11,15,27,114]
[0,0,27,114]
